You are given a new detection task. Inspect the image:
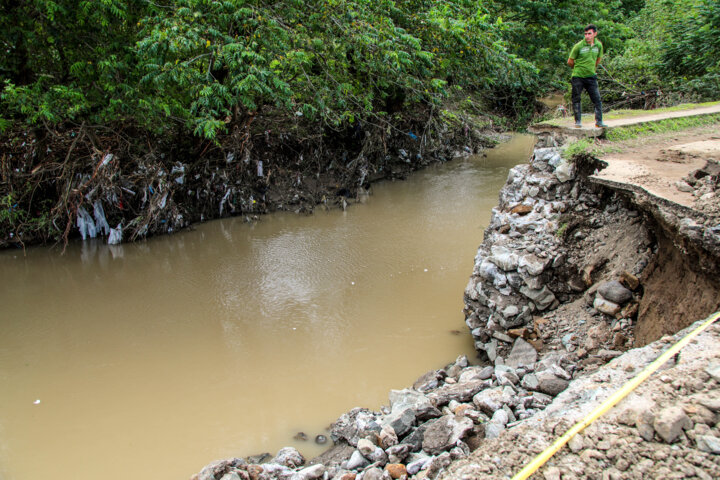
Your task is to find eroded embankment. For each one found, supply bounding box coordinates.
[0,108,499,249]
[190,130,720,480]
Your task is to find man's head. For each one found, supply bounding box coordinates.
[584,24,598,43]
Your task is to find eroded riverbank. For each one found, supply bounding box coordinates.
[189,123,720,480]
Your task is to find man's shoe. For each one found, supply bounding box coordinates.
[574,121,582,128]
[595,122,608,128]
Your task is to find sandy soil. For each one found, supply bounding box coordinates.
[592,128,720,210]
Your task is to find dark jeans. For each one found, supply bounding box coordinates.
[571,76,603,124]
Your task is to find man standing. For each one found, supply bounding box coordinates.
[568,24,607,128]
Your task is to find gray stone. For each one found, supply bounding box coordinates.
[696,435,720,454]
[521,373,540,391]
[357,439,375,457]
[406,455,431,475]
[473,387,506,414]
[360,467,383,480]
[706,362,720,382]
[535,371,569,396]
[421,415,474,455]
[485,340,498,362]
[331,408,381,446]
[309,442,354,467]
[491,409,509,426]
[532,392,553,407]
[274,447,305,468]
[594,296,621,316]
[555,160,574,183]
[346,450,370,470]
[519,285,556,310]
[653,406,692,443]
[495,365,520,386]
[506,338,538,368]
[388,389,436,419]
[492,331,514,343]
[219,473,242,480]
[366,446,387,465]
[403,423,428,452]
[425,452,452,479]
[378,425,398,449]
[458,366,494,383]
[196,458,247,480]
[488,246,519,271]
[261,464,295,479]
[676,181,694,193]
[502,305,520,318]
[385,444,409,463]
[413,370,445,392]
[293,464,326,480]
[568,434,584,453]
[521,274,545,290]
[484,421,506,439]
[597,281,633,305]
[382,407,416,437]
[695,394,720,412]
[519,254,550,276]
[427,380,489,407]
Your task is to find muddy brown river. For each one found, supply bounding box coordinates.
[0,134,535,480]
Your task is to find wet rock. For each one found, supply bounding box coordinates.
[535,371,569,396]
[505,337,538,368]
[653,406,692,443]
[274,447,305,468]
[332,408,381,447]
[594,296,621,316]
[194,459,247,480]
[696,435,720,454]
[384,464,407,479]
[309,442,354,467]
[598,281,633,304]
[422,415,474,455]
[413,370,445,392]
[245,453,272,465]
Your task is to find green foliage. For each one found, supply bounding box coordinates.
[562,138,593,158]
[1,0,539,139]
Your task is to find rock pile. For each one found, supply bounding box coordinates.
[192,352,580,480]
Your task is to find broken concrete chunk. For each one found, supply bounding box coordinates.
[653,406,693,443]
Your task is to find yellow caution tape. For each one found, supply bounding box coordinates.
[511,310,720,480]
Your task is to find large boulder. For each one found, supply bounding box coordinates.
[597,280,633,304]
[422,415,474,455]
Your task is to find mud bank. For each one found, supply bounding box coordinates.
[0,107,500,249]
[192,129,720,480]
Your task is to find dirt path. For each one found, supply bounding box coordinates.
[591,128,720,212]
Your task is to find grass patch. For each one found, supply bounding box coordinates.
[538,101,720,127]
[605,113,720,141]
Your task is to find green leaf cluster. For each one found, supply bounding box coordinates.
[1,0,540,139]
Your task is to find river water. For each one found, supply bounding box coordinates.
[0,134,535,480]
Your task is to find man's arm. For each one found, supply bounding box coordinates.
[568,58,575,67]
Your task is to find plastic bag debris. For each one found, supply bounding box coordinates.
[93,200,111,236]
[226,152,235,164]
[76,206,97,240]
[101,153,114,167]
[108,223,123,245]
[257,161,263,177]
[171,163,185,184]
[219,189,232,216]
